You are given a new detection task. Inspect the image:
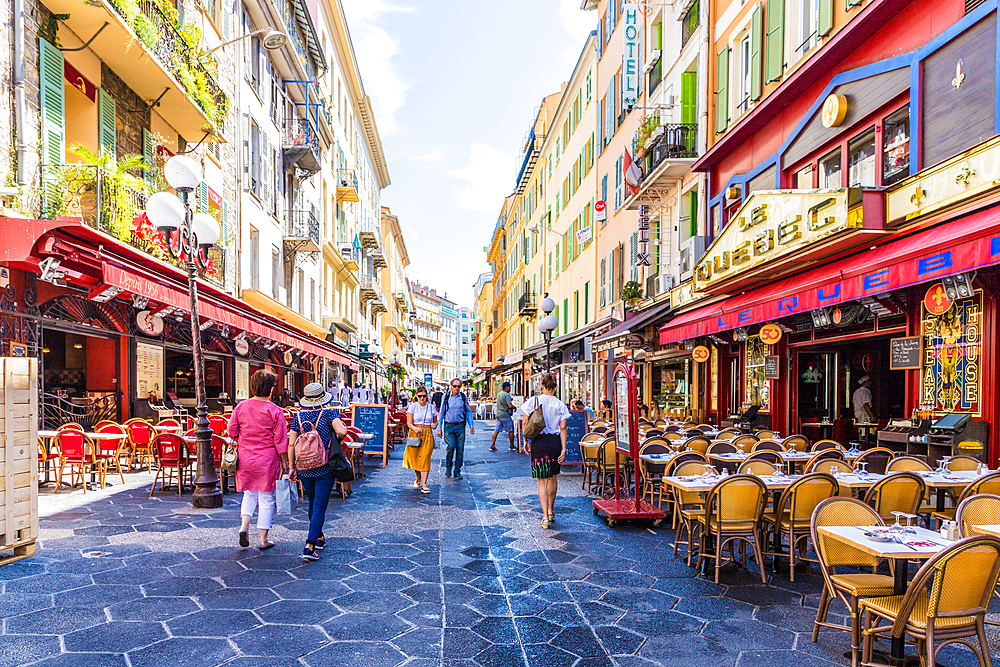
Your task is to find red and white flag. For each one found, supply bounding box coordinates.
[623,148,641,196]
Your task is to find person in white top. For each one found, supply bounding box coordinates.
[523,374,569,529]
[405,388,438,493]
[852,376,875,423]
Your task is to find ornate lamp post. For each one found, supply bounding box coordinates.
[144,155,222,509]
[537,294,558,374]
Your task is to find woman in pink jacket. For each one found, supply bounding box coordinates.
[228,370,288,550]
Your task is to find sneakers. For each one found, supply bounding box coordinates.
[314,535,326,551]
[489,446,497,452]
[445,471,452,478]
[301,546,320,561]
[454,473,463,480]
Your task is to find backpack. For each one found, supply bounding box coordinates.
[294,409,330,471]
[441,392,469,422]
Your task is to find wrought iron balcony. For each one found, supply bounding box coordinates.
[681,0,700,49]
[282,117,321,176]
[284,210,320,254]
[337,169,359,202]
[359,275,379,302]
[370,247,387,269]
[370,297,387,315]
[518,293,537,317]
[359,224,380,250]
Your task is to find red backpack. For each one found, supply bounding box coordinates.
[294,409,329,471]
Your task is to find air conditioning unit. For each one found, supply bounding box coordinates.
[339,243,354,261]
[679,236,707,280]
[645,273,660,297]
[657,273,675,294]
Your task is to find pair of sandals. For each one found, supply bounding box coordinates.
[413,480,431,494]
[238,530,275,551]
[540,512,556,529]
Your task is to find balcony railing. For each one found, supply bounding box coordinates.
[282,116,321,176]
[40,163,228,287]
[337,169,359,202]
[518,293,537,317]
[631,123,698,188]
[284,209,320,253]
[681,0,700,49]
[359,275,380,302]
[130,0,227,127]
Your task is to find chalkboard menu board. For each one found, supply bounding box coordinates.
[890,336,922,370]
[764,355,780,379]
[352,404,389,468]
[564,410,589,465]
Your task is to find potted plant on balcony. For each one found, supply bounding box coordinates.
[633,116,661,160]
[620,280,643,312]
[60,143,148,243]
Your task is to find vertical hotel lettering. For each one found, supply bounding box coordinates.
[622,4,639,107]
[638,204,651,266]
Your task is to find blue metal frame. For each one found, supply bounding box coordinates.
[707,1,999,241]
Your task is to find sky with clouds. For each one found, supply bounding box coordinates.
[342,0,595,308]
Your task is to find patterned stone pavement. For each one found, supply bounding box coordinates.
[4,421,997,666]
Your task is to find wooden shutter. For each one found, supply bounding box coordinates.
[818,0,833,36]
[197,181,209,213]
[681,72,697,124]
[765,0,784,83]
[39,38,65,217]
[222,0,231,39]
[242,13,253,81]
[599,257,606,307]
[97,88,116,159]
[142,128,155,187]
[715,47,729,133]
[750,4,763,100]
[629,232,639,282]
[689,191,699,238]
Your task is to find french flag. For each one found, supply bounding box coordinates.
[623,148,641,196]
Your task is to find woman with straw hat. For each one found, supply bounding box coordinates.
[288,382,349,561]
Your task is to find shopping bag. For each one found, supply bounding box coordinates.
[275,477,299,515]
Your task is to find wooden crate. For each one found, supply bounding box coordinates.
[0,357,38,563]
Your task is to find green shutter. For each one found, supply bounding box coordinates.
[97,88,116,159]
[681,71,698,125]
[197,181,209,213]
[715,48,729,134]
[221,201,228,238]
[142,128,155,187]
[689,191,699,238]
[765,0,784,83]
[818,0,833,36]
[39,38,65,217]
[584,282,590,324]
[750,4,763,100]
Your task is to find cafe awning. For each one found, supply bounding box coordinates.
[659,205,1000,344]
[522,317,615,356]
[592,301,672,350]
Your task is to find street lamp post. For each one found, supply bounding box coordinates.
[537,294,558,374]
[144,156,222,509]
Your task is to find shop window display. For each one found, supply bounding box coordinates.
[882,106,910,186]
[745,336,770,412]
[848,128,877,187]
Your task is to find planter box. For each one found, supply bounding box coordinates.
[0,358,38,566]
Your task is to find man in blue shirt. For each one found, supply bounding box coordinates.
[436,378,476,480]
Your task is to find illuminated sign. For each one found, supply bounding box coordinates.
[692,346,710,362]
[759,323,782,344]
[821,94,847,128]
[886,135,1000,226]
[694,189,858,292]
[637,204,651,266]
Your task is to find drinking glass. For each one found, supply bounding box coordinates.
[737,442,745,455]
[856,461,868,477]
[890,511,905,533]
[902,513,918,535]
[830,465,840,477]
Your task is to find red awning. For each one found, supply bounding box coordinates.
[0,217,354,367]
[660,206,1000,343]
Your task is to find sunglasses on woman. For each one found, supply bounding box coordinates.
[417,394,428,399]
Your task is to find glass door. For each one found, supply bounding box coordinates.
[796,351,839,426]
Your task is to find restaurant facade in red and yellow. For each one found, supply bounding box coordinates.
[0,216,357,426]
[660,0,1000,465]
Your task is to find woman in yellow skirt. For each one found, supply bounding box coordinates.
[405,387,438,493]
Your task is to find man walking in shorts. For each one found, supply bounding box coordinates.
[490,381,516,452]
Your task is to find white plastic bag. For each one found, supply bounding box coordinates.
[275,476,299,515]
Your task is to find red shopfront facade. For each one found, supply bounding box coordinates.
[666,0,1000,464]
[0,217,356,425]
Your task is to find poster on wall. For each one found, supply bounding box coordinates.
[235,360,249,401]
[136,342,163,399]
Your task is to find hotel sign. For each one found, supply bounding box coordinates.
[693,189,859,292]
[622,4,640,108]
[886,135,1000,226]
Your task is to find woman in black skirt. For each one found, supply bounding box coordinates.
[523,374,569,529]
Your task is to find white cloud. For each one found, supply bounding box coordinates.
[404,225,421,242]
[449,143,514,214]
[340,0,413,134]
[560,0,596,61]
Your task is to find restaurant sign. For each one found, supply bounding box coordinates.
[693,189,860,293]
[886,135,1000,226]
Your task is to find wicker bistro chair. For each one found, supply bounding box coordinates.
[811,439,843,452]
[580,437,603,492]
[150,434,190,496]
[671,461,710,564]
[738,459,779,476]
[931,471,1000,527]
[886,456,932,473]
[957,494,1000,538]
[684,436,711,454]
[714,430,738,441]
[639,442,672,508]
[707,441,737,456]
[695,474,770,583]
[744,450,782,467]
[56,430,93,493]
[663,431,684,443]
[763,473,840,581]
[804,449,848,474]
[732,434,759,449]
[947,455,982,472]
[784,435,810,452]
[811,459,855,476]
[756,430,779,439]
[593,439,620,498]
[853,447,895,475]
[810,497,896,667]
[863,472,926,524]
[753,439,787,452]
[859,535,1000,667]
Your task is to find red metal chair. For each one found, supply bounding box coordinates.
[208,415,228,435]
[38,436,60,487]
[58,422,84,432]
[94,423,128,486]
[56,430,93,493]
[124,418,154,470]
[150,434,189,496]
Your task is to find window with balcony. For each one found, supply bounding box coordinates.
[737,35,752,115]
[681,0,700,48]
